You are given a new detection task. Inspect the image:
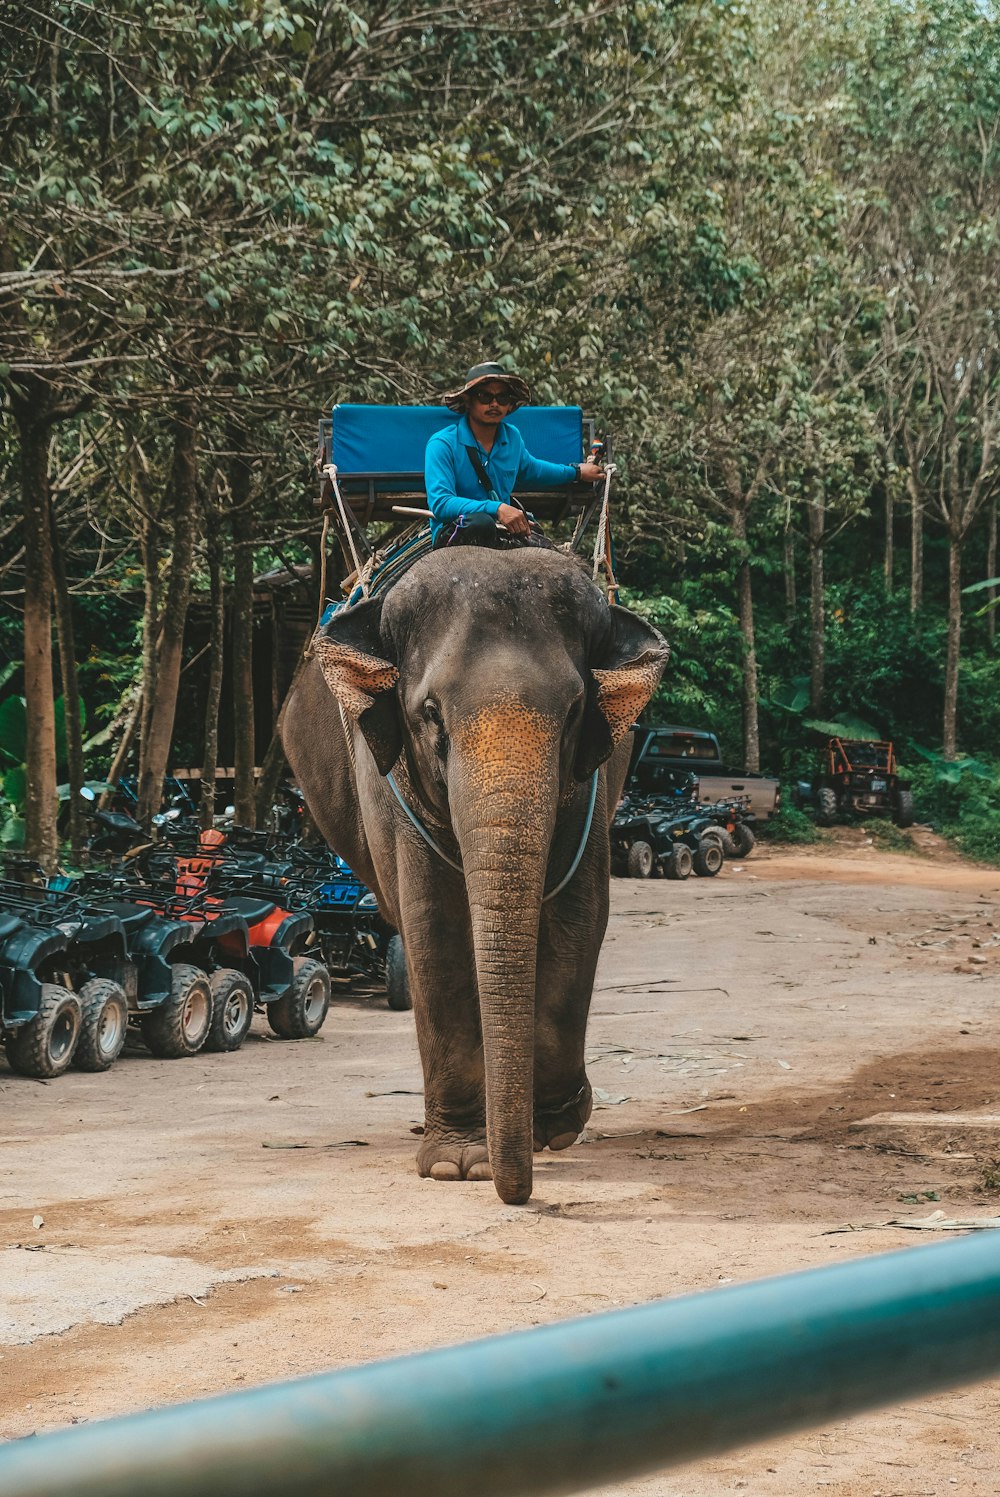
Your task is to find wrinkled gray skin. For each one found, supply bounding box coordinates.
[282,548,668,1205]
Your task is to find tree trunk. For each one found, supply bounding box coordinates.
[987,497,997,651]
[137,402,201,825]
[731,506,760,773]
[100,690,142,809]
[808,494,825,715]
[883,482,894,592]
[49,493,85,856]
[783,524,796,622]
[942,531,962,760]
[909,475,923,613]
[254,637,315,825]
[199,502,226,830]
[15,396,59,869]
[138,505,160,783]
[230,455,256,828]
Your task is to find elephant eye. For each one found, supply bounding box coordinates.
[422,700,443,728]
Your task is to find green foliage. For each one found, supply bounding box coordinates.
[626,588,744,758]
[3,0,1000,866]
[908,756,1000,866]
[869,822,916,855]
[762,803,820,844]
[0,694,85,815]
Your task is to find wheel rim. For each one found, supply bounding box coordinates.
[50,1008,78,1064]
[223,986,250,1039]
[303,977,327,1024]
[97,1000,126,1059]
[182,986,211,1041]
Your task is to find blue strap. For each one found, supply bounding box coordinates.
[385,771,600,903]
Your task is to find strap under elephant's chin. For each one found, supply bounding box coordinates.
[383,770,599,903]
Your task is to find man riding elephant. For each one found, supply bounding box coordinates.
[425,361,605,547]
[283,418,667,1207]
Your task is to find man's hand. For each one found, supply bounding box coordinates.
[497,503,531,537]
[578,461,605,483]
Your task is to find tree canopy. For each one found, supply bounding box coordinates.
[2,0,999,864]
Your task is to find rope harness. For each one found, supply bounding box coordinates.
[337,701,598,902]
[385,766,599,904]
[592,462,619,604]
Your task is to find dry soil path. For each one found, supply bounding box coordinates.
[1,835,999,1496]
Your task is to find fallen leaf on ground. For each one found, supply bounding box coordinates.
[261,1140,369,1150]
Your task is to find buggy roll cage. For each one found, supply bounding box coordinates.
[826,738,896,775]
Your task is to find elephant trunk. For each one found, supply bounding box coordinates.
[452,708,559,1207]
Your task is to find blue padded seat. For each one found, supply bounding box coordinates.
[329,404,583,484]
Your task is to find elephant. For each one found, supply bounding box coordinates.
[281,546,668,1205]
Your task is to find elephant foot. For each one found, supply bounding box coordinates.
[418,1131,492,1183]
[533,1080,593,1152]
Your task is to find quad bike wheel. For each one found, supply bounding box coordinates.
[204,968,255,1053]
[268,958,331,1039]
[815,787,838,826]
[140,963,212,1058]
[714,828,739,857]
[893,789,915,829]
[74,978,128,1072]
[385,934,412,1012]
[731,823,756,858]
[5,984,81,1079]
[693,838,725,877]
[664,843,693,880]
[626,840,655,878]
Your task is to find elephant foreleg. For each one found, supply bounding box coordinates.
[402,895,492,1183]
[532,889,607,1152]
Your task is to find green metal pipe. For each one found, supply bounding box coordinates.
[2,1234,999,1497]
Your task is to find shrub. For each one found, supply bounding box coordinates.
[761,802,819,843]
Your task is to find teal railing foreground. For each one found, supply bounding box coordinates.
[2,1233,999,1497]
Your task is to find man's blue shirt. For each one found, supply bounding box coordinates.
[424,414,576,544]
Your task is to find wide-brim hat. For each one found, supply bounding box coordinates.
[443,361,531,412]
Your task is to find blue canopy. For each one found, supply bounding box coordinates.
[329,404,584,478]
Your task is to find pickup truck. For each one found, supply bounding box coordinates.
[627,726,782,822]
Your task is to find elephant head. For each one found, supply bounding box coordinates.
[313,549,667,1204]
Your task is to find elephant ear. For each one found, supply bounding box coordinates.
[574,606,669,781]
[313,598,403,775]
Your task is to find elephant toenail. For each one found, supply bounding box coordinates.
[466,1161,494,1181]
[547,1131,579,1151]
[429,1161,462,1180]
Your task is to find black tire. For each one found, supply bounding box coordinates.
[664,843,693,880]
[692,838,724,877]
[731,823,756,858]
[140,963,212,1058]
[893,789,915,829]
[816,787,838,827]
[6,985,81,1079]
[626,840,655,879]
[73,978,128,1072]
[267,958,331,1039]
[204,968,255,1053]
[385,934,412,1011]
[715,828,739,857]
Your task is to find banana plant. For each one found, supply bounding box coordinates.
[0,687,85,846]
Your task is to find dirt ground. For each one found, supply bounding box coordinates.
[2,827,1000,1495]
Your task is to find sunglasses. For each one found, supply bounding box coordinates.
[473,388,513,406]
